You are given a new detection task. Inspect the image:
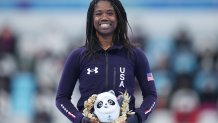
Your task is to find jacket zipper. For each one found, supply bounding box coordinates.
[113,67,116,89]
[104,52,109,91]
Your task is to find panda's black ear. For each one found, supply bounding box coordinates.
[108,90,115,95]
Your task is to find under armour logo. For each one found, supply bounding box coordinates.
[87,67,98,74]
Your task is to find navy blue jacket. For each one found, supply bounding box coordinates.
[56,45,157,123]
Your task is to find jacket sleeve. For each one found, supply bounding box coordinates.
[133,48,157,122]
[55,49,84,123]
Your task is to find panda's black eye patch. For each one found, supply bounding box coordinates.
[108,99,115,105]
[97,101,103,108]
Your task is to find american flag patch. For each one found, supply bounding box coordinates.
[147,73,154,81]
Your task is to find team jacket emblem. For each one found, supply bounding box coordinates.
[87,67,98,74]
[119,67,125,87]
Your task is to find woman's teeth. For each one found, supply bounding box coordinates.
[100,24,110,28]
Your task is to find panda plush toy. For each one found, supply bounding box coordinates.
[94,90,120,122]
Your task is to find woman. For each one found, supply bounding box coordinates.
[56,0,157,123]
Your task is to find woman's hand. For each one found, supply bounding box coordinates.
[126,114,139,123]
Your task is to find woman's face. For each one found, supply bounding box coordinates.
[93,0,118,37]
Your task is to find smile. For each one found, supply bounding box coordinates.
[99,23,111,28]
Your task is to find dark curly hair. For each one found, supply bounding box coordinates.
[85,0,133,57]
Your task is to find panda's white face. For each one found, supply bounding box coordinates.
[94,91,120,122]
[96,98,117,113]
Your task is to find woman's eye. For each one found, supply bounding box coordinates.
[107,12,113,16]
[95,13,101,16]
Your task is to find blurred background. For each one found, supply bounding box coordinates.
[0,0,218,123]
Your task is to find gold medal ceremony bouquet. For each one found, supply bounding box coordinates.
[83,90,135,123]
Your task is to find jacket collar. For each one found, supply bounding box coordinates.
[96,44,123,52]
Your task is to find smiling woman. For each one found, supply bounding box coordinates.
[55,0,157,123]
[93,0,118,40]
[85,0,132,57]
